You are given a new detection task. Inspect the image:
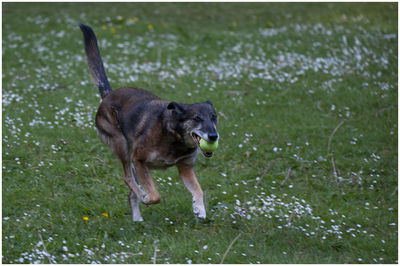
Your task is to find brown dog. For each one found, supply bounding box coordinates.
[79,24,219,221]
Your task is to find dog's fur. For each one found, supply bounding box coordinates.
[79,24,219,221]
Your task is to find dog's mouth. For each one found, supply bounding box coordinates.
[191,132,213,158]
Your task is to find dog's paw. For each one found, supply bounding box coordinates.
[193,201,206,219]
[132,215,144,222]
[140,193,150,204]
[131,203,144,222]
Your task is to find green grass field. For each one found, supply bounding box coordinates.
[2,2,398,264]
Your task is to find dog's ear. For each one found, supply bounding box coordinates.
[205,100,213,107]
[167,101,185,113]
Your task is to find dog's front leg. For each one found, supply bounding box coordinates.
[177,163,206,219]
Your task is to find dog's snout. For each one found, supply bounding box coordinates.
[208,133,219,142]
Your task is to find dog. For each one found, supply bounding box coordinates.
[79,24,219,222]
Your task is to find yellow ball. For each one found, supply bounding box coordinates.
[199,139,218,152]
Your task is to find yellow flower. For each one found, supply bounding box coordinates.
[102,213,109,218]
[110,26,116,34]
[83,216,89,221]
[162,23,167,28]
[147,24,153,30]
[127,17,139,25]
[101,25,107,30]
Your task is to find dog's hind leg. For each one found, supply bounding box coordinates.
[98,133,145,221]
[177,163,206,219]
[104,133,146,221]
[132,160,161,205]
[129,163,151,204]
[96,107,148,221]
[126,161,159,220]
[128,190,143,222]
[119,162,145,222]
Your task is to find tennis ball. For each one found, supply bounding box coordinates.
[199,138,218,152]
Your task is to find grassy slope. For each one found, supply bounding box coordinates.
[2,2,398,264]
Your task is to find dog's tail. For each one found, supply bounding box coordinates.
[79,24,112,99]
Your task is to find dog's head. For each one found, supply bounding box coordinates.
[167,100,219,157]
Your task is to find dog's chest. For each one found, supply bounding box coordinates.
[145,150,196,168]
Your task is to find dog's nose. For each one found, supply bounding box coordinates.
[208,133,219,142]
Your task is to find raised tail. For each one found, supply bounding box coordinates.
[79,24,112,99]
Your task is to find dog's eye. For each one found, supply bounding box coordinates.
[211,114,217,122]
[194,115,203,122]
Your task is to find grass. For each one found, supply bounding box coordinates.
[2,2,398,264]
